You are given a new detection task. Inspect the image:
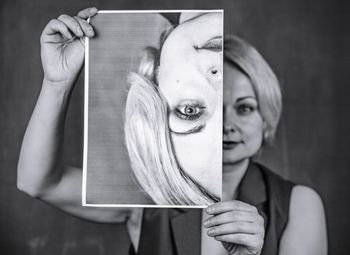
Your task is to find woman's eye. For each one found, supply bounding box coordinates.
[237,104,255,115]
[174,104,206,120]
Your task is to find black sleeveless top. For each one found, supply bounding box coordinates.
[130,162,294,255]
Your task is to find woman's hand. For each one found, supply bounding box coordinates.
[204,200,265,255]
[40,7,98,86]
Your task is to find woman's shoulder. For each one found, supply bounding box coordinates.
[289,185,326,227]
[253,162,327,254]
[291,184,323,203]
[280,185,328,254]
[255,161,328,253]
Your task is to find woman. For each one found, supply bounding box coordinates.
[17,7,327,255]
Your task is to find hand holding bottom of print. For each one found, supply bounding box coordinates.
[204,200,265,255]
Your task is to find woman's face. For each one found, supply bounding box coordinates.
[157,12,223,197]
[223,62,265,167]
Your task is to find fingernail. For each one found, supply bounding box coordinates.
[207,229,214,236]
[76,27,83,36]
[203,220,210,227]
[206,207,214,214]
[87,27,94,36]
[90,7,97,13]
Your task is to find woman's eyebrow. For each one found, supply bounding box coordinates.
[236,96,256,102]
[170,124,206,136]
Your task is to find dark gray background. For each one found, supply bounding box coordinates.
[1,0,348,254]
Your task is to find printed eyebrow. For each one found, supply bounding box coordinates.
[170,123,206,136]
[194,36,223,52]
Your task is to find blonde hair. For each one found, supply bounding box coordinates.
[124,38,218,205]
[224,35,282,144]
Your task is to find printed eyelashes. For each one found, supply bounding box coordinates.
[174,104,206,120]
[194,37,222,52]
[171,124,206,136]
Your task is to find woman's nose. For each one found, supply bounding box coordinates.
[223,106,236,134]
[223,124,235,134]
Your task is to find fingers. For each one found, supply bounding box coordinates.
[42,8,97,42]
[57,14,85,37]
[42,19,72,39]
[74,16,95,37]
[205,211,264,238]
[204,201,265,243]
[214,233,263,249]
[206,200,257,215]
[77,7,98,19]
[204,210,258,228]
[207,221,260,236]
[205,201,265,254]
[57,13,95,38]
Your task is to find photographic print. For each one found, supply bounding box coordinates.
[83,10,223,207]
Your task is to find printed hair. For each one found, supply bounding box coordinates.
[125,24,219,205]
[124,72,218,205]
[224,35,282,144]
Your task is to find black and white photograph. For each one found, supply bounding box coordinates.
[1,0,349,254]
[83,11,223,207]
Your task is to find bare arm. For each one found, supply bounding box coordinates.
[17,8,132,223]
[279,185,328,255]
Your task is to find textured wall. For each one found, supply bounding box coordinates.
[0,0,348,254]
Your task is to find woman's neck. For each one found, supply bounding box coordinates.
[222,158,250,201]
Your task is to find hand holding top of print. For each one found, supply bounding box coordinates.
[205,200,265,255]
[40,7,98,87]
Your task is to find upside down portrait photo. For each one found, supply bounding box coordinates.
[83,11,223,207]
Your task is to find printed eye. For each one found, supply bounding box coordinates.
[195,37,222,52]
[175,104,206,120]
[237,104,255,115]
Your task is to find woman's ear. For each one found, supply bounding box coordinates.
[263,120,268,131]
[262,121,270,143]
[154,66,160,86]
[137,47,159,81]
